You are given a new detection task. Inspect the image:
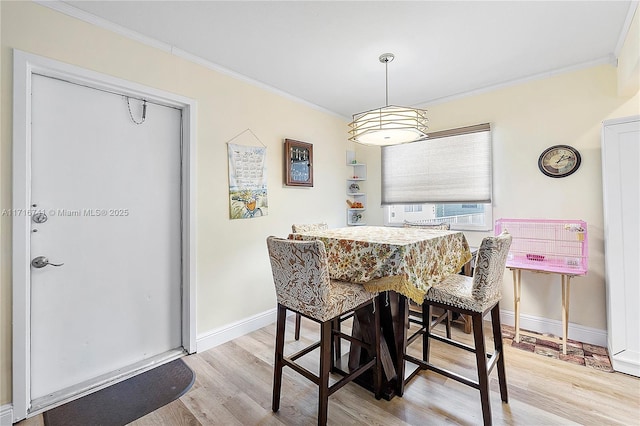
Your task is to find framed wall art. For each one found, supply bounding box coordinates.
[284,139,313,187]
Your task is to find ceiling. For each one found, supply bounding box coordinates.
[61,1,635,120]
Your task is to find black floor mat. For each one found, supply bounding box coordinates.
[43,358,195,426]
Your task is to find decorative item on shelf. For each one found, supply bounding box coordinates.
[538,145,581,178]
[284,139,313,187]
[348,53,428,146]
[346,150,366,226]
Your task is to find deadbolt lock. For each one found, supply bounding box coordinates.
[32,212,48,224]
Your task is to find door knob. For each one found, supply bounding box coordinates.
[31,256,64,268]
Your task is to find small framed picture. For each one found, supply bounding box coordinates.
[284,139,313,187]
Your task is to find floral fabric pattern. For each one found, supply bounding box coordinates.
[427,231,512,312]
[266,236,376,322]
[290,226,472,304]
[291,223,329,233]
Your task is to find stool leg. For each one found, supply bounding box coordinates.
[472,313,492,426]
[294,313,301,340]
[318,320,332,426]
[491,303,508,403]
[332,318,341,366]
[445,310,452,339]
[272,304,287,412]
[422,301,431,363]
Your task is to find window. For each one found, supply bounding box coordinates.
[385,203,492,230]
[382,123,492,231]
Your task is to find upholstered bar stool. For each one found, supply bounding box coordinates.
[266,236,382,426]
[290,223,329,340]
[399,231,512,426]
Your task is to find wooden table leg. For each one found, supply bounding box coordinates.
[395,295,408,396]
[347,314,362,371]
[349,292,400,400]
[462,315,472,334]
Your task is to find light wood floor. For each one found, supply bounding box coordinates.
[18,317,640,425]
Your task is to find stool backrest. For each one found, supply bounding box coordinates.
[472,231,512,302]
[266,236,331,318]
[291,223,329,233]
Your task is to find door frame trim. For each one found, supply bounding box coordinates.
[12,49,197,421]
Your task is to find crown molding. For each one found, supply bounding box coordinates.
[34,1,344,120]
[417,55,616,108]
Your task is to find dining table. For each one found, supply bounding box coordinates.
[290,225,472,399]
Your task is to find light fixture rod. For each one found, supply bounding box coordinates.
[379,53,394,107]
[385,59,389,106]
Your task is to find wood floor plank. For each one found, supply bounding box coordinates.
[16,316,640,425]
[129,399,200,426]
[180,387,243,426]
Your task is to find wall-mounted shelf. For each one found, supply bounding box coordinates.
[347,151,366,226]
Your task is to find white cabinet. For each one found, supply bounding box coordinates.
[602,115,640,377]
[346,151,366,226]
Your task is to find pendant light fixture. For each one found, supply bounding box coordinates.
[348,53,428,146]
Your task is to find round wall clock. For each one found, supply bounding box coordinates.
[538,145,581,178]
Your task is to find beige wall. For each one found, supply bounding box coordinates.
[0,2,356,406]
[426,18,638,329]
[359,64,639,336]
[1,0,639,410]
[358,6,640,339]
[618,5,639,96]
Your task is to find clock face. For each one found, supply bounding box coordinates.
[538,145,581,178]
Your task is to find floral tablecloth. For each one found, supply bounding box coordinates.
[290,226,472,303]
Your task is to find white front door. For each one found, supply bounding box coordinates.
[29,74,183,407]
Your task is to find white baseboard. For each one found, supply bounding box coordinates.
[196,308,279,353]
[500,309,607,347]
[0,310,611,426]
[0,404,13,426]
[194,307,607,354]
[2,308,283,425]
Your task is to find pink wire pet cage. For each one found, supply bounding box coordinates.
[494,218,588,354]
[495,218,588,275]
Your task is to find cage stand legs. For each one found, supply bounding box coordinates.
[511,268,573,355]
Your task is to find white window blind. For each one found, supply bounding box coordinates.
[381,123,492,205]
